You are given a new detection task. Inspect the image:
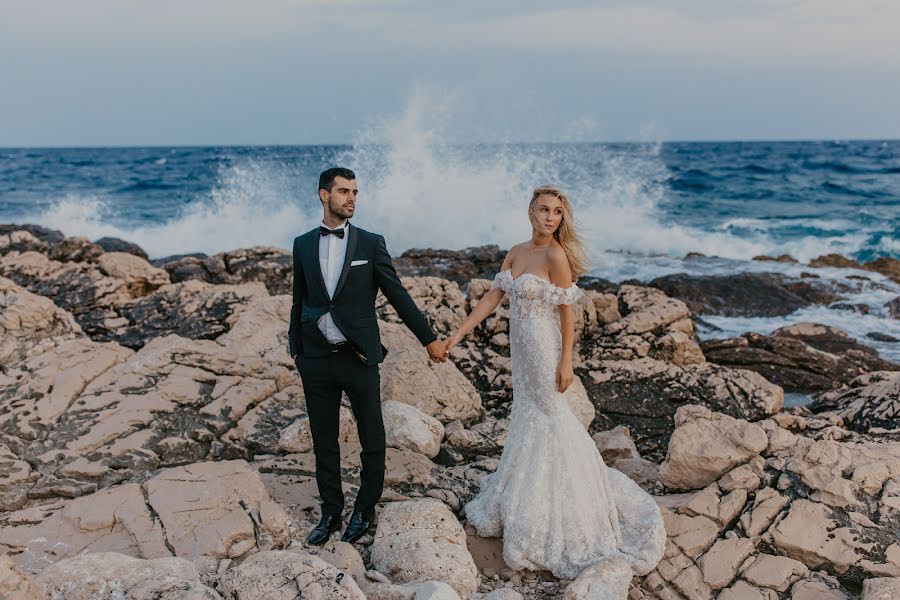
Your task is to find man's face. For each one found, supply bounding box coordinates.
[321,176,358,220]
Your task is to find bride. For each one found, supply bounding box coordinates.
[444,186,666,581]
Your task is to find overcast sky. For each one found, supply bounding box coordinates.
[2,0,899,146]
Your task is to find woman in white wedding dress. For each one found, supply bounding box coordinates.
[444,186,666,582]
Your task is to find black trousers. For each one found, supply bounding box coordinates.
[296,347,385,516]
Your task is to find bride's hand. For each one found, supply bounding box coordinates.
[556,360,574,393]
[444,330,463,358]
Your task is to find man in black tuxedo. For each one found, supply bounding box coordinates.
[289,167,447,545]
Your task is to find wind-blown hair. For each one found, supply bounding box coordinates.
[529,185,589,281]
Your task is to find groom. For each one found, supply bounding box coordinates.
[289,167,447,545]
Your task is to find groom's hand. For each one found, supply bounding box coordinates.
[426,340,448,363]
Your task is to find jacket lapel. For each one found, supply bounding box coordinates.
[332,223,358,300]
[304,229,328,297]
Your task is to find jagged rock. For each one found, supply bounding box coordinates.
[740,553,808,592]
[610,457,660,490]
[648,272,812,317]
[660,405,768,490]
[0,276,83,367]
[593,426,640,464]
[380,322,483,424]
[698,536,755,590]
[0,250,262,348]
[383,400,445,459]
[0,551,47,599]
[0,483,171,572]
[862,577,900,599]
[108,280,269,349]
[219,549,366,600]
[371,499,478,598]
[94,236,149,260]
[584,359,782,461]
[863,257,900,283]
[702,324,897,393]
[0,227,55,255]
[562,558,631,600]
[0,250,138,322]
[154,247,293,295]
[37,552,221,600]
[393,246,505,285]
[789,573,849,599]
[810,254,861,269]
[717,580,777,599]
[144,460,290,559]
[47,236,104,263]
[96,252,170,296]
[809,371,900,432]
[587,290,621,325]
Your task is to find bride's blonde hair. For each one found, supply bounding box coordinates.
[529,185,589,281]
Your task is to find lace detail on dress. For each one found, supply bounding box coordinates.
[492,270,585,321]
[466,270,666,580]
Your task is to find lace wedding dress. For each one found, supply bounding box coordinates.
[464,270,666,580]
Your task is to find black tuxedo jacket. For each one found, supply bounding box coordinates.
[288,224,436,365]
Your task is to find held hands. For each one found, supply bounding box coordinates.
[443,330,464,359]
[556,360,574,393]
[426,339,449,363]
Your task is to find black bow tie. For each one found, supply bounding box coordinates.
[319,226,346,239]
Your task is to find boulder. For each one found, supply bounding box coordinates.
[592,425,640,464]
[371,499,478,598]
[648,273,811,317]
[383,400,445,458]
[660,405,768,490]
[415,581,461,600]
[702,324,897,393]
[37,552,220,600]
[809,371,900,432]
[219,549,366,600]
[380,322,483,424]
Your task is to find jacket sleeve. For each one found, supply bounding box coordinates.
[288,237,305,355]
[373,235,437,346]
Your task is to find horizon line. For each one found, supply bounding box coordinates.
[2,136,900,151]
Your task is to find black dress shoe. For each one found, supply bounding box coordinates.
[307,512,342,546]
[341,508,375,543]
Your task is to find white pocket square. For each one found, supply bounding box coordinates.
[350,259,368,266]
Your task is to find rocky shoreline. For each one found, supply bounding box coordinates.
[1,224,899,600]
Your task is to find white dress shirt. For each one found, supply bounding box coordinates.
[318,220,349,343]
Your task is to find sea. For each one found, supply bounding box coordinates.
[1,134,898,364]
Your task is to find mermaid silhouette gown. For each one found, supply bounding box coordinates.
[464,270,666,579]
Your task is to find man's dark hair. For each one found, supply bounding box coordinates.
[318,167,356,193]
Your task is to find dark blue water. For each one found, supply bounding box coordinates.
[1,139,899,360]
[1,140,897,263]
